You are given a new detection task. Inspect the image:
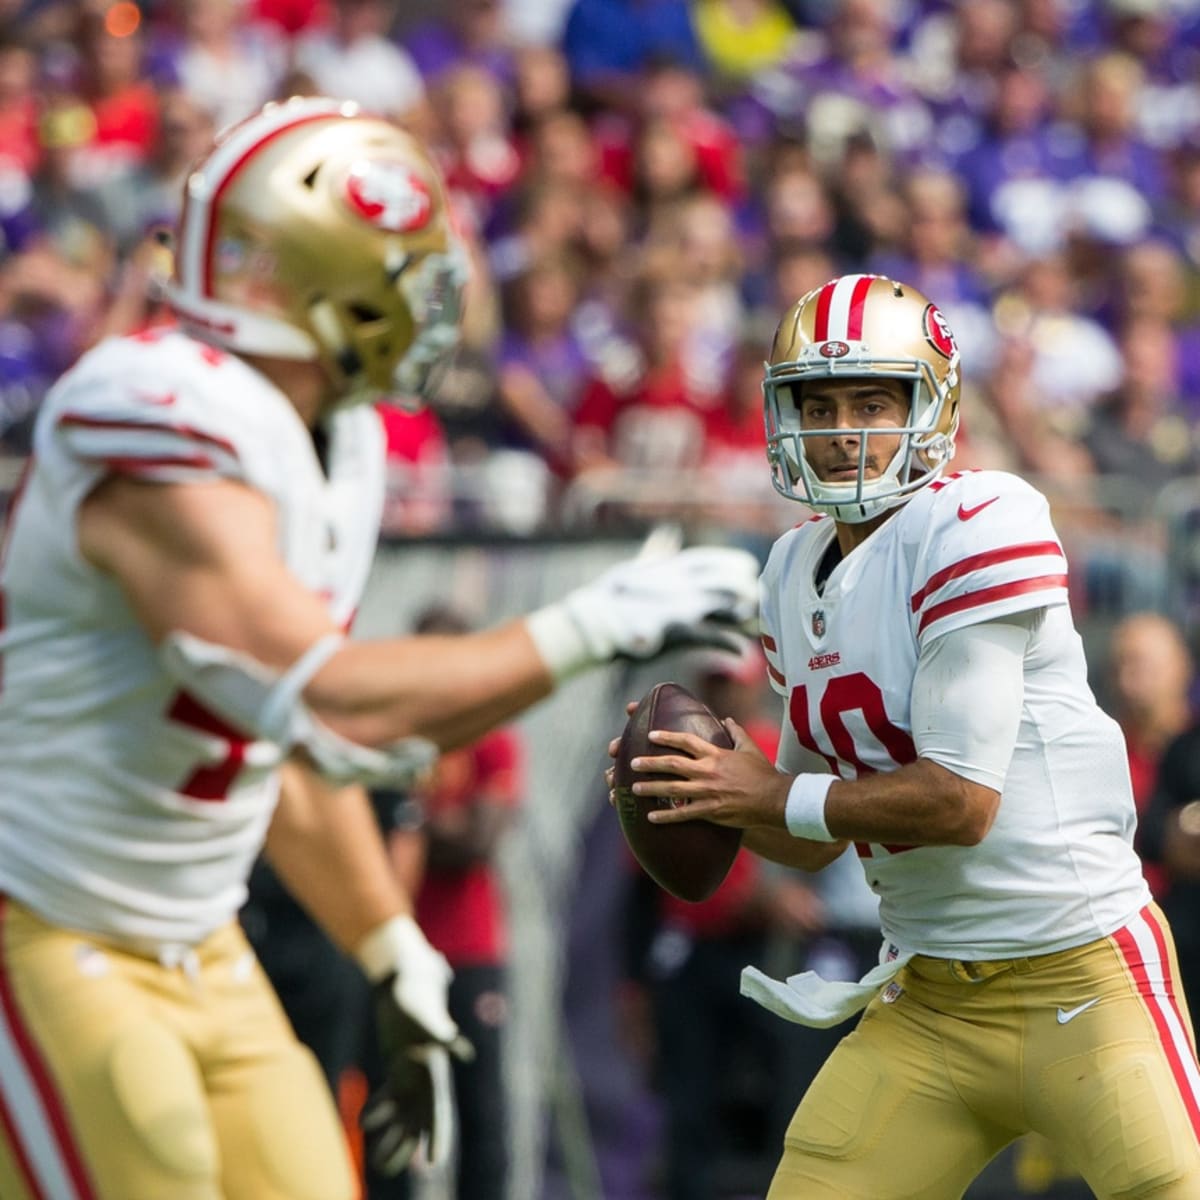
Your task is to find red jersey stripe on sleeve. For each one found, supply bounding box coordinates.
[761,633,778,652]
[916,574,1069,634]
[57,414,238,459]
[767,661,786,687]
[102,455,216,474]
[910,542,1064,613]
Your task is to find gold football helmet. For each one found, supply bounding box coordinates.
[764,273,962,522]
[167,96,467,402]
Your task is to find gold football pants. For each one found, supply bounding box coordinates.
[769,903,1200,1199]
[0,898,358,1200]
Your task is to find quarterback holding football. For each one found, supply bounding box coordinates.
[0,98,759,1200]
[627,274,1200,1198]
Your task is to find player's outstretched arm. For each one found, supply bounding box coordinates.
[78,475,760,762]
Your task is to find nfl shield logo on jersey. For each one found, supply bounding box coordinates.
[812,610,826,638]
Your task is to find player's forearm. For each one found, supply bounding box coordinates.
[823,758,999,847]
[306,619,554,752]
[743,826,848,871]
[264,763,410,954]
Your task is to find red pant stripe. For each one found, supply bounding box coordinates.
[0,900,98,1199]
[1112,906,1200,1140]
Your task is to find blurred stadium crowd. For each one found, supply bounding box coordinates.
[1,2,1199,1197]
[0,0,1197,550]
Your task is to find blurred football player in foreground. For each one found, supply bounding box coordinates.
[619,274,1200,1197]
[0,97,758,1200]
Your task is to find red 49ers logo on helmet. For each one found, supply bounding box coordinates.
[343,160,433,233]
[923,303,958,359]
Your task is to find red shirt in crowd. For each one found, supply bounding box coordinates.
[414,728,524,967]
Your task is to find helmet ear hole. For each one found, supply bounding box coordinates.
[348,303,384,325]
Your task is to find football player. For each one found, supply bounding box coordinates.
[0,98,759,1200]
[619,274,1200,1198]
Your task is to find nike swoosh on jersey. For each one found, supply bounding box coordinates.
[1056,997,1101,1024]
[957,497,999,521]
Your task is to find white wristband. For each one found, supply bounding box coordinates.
[524,603,596,682]
[785,773,839,842]
[354,913,435,983]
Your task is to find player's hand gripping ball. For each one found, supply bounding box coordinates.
[613,682,743,902]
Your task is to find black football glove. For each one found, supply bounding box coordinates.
[362,980,473,1175]
[354,916,474,1176]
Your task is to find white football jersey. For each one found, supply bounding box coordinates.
[0,328,385,946]
[761,469,1150,958]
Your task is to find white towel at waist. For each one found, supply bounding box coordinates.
[740,943,913,1028]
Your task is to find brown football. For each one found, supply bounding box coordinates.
[613,681,743,902]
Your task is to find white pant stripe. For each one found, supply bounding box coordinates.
[1127,911,1200,1102]
[0,1002,80,1200]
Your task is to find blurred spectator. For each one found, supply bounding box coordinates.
[402,0,516,87]
[692,0,796,86]
[951,59,1077,262]
[870,165,997,373]
[1159,138,1200,271]
[826,131,909,267]
[495,249,590,474]
[432,63,522,233]
[664,191,744,380]
[1113,237,1200,404]
[293,0,426,120]
[163,0,286,132]
[759,161,836,249]
[760,0,934,165]
[629,116,705,238]
[740,161,837,300]
[908,0,1019,142]
[94,87,215,254]
[519,107,599,191]
[1138,719,1200,1016]
[11,104,115,375]
[595,57,744,206]
[980,331,1090,484]
[1102,0,1200,151]
[29,101,114,270]
[700,331,791,538]
[560,0,704,111]
[488,175,586,280]
[387,604,525,1200]
[252,0,329,36]
[89,226,174,342]
[377,399,452,535]
[69,3,160,182]
[572,261,717,487]
[1105,611,1195,900]
[1082,314,1200,492]
[0,36,40,176]
[622,645,823,1200]
[1067,51,1165,205]
[991,253,1123,446]
[510,42,573,137]
[762,239,837,316]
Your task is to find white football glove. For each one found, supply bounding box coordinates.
[526,544,761,681]
[355,916,473,1175]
